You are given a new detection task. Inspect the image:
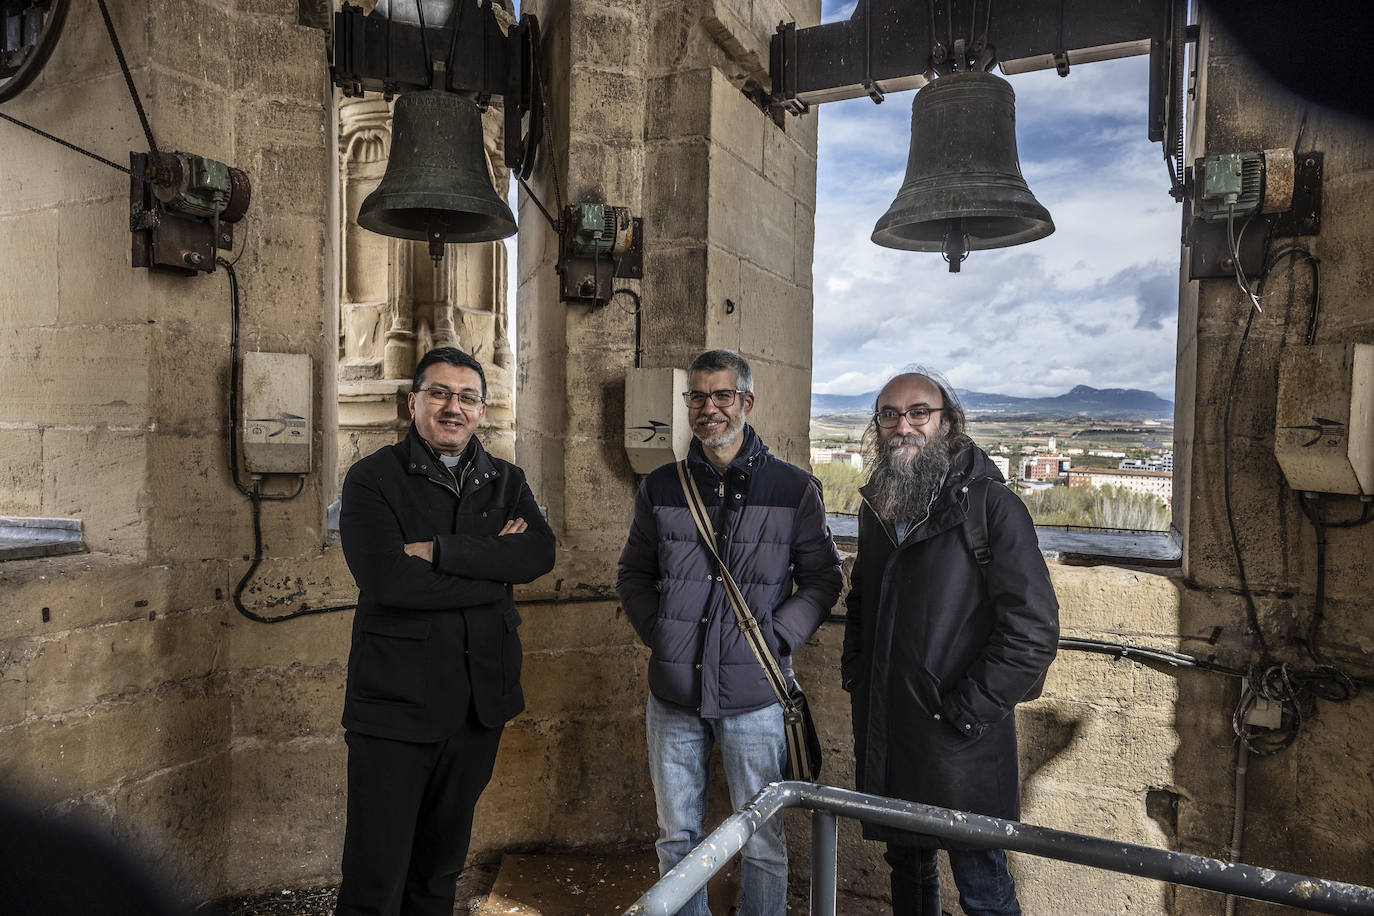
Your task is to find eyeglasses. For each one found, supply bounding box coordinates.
[682,389,748,409]
[875,406,944,428]
[416,388,485,409]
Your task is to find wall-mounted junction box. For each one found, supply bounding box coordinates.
[241,352,312,474]
[1274,343,1373,495]
[624,367,690,474]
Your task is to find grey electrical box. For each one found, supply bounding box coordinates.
[625,367,691,474]
[241,352,312,474]
[1274,343,1374,495]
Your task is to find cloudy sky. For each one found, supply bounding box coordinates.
[505,2,1183,401]
[810,1,1182,399]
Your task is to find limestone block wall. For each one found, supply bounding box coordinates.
[5,2,1371,912]
[505,0,824,878]
[0,0,341,902]
[1169,9,1374,910]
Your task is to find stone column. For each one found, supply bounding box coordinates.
[1170,8,1374,902]
[518,0,820,591]
[334,97,513,476]
[336,97,410,484]
[339,96,393,381]
[486,0,820,863]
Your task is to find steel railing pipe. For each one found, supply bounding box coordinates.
[810,809,838,916]
[623,781,1374,916]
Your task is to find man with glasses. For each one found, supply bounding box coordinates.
[618,348,842,916]
[335,347,556,916]
[842,370,1058,916]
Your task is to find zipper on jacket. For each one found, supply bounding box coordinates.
[425,476,458,498]
[860,496,900,548]
[860,490,936,548]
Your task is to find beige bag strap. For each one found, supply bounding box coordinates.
[675,460,794,709]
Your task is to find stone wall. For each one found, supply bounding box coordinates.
[507,0,825,880]
[0,0,337,902]
[1170,9,1374,912]
[4,2,1374,913]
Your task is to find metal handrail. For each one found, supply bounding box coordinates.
[622,781,1374,915]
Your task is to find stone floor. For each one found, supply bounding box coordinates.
[472,852,661,915]
[223,851,833,915]
[224,854,693,915]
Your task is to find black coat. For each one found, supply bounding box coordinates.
[841,444,1058,846]
[339,426,556,742]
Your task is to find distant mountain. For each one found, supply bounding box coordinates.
[812,384,1173,418]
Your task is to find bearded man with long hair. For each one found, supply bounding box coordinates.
[843,370,1059,916]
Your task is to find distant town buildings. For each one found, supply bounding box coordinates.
[1068,467,1173,508]
[1022,454,1071,481]
[810,446,864,469]
[1119,451,1173,472]
[989,455,1011,480]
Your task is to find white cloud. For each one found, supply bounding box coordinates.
[813,366,903,394]
[811,54,1181,400]
[821,1,858,24]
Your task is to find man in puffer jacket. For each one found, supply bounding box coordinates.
[617,348,842,916]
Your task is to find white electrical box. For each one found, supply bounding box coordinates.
[1274,343,1374,495]
[241,352,312,474]
[625,367,691,474]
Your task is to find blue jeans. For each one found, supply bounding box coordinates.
[884,843,1021,916]
[645,694,789,916]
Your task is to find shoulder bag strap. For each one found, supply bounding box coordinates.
[675,460,794,709]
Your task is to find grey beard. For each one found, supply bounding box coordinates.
[868,430,953,521]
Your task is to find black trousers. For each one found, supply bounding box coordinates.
[334,716,504,916]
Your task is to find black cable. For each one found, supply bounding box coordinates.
[515,174,559,230]
[95,0,158,158]
[223,259,257,498]
[1057,636,1245,677]
[1219,122,1318,661]
[218,257,355,624]
[1,0,164,182]
[233,480,356,624]
[1221,299,1269,658]
[532,35,563,216]
[610,287,643,368]
[414,0,433,82]
[1297,495,1373,665]
[0,111,130,174]
[1233,659,1361,756]
[443,0,467,81]
[1310,509,1328,664]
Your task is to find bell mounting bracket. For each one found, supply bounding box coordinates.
[768,0,1178,153]
[331,2,543,181]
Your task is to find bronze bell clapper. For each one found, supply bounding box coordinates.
[872,69,1053,272]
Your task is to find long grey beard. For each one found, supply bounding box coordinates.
[868,431,952,521]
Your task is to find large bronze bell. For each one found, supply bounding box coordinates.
[358,89,516,261]
[872,70,1053,272]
